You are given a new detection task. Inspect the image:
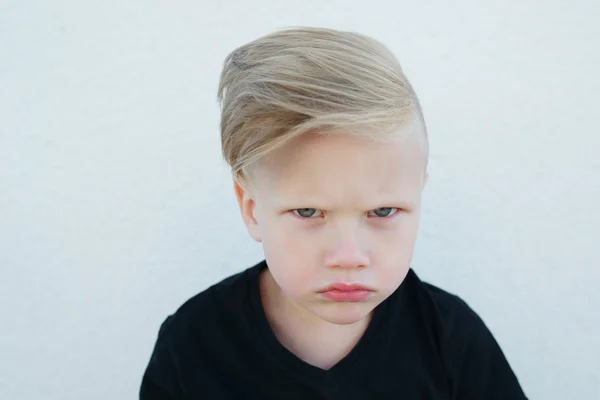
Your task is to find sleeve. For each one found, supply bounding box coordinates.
[139,316,183,400]
[449,306,528,400]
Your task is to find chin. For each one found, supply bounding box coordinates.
[316,303,374,325]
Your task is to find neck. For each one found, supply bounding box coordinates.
[259,268,372,370]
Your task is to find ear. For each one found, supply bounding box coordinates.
[233,179,262,243]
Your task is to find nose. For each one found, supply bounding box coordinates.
[324,237,370,270]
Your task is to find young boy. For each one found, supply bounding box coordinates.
[140,27,527,399]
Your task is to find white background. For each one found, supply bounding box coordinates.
[1,1,599,398]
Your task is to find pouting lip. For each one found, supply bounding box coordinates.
[317,282,374,293]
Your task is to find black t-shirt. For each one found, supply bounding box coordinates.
[140,261,527,399]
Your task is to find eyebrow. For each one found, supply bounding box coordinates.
[272,196,417,211]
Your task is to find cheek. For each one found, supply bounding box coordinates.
[261,219,320,296]
[372,217,420,284]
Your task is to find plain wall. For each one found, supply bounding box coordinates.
[1,0,599,398]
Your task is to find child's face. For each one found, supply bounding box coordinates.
[235,128,428,325]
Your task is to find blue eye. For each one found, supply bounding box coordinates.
[293,208,322,218]
[369,207,399,218]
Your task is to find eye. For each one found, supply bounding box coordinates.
[292,208,323,218]
[368,207,400,218]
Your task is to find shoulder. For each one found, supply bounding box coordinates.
[401,270,489,365]
[140,262,263,397]
[403,269,527,399]
[159,263,260,343]
[403,269,483,337]
[404,268,502,359]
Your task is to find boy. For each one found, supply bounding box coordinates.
[140,27,527,399]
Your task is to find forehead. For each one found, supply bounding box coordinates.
[251,128,427,208]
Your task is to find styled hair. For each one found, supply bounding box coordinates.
[217,26,428,183]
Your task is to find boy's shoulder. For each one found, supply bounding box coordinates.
[403,270,527,397]
[140,264,263,398]
[405,269,489,340]
[159,262,261,337]
[178,265,254,313]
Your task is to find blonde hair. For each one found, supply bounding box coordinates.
[217,26,428,183]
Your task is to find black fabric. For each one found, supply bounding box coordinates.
[140,261,527,399]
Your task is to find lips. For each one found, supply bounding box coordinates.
[318,282,373,302]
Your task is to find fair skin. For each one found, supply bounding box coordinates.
[234,126,428,370]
